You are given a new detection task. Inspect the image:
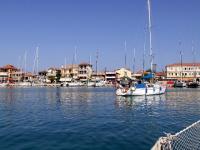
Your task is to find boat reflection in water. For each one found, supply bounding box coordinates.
[115,94,166,108]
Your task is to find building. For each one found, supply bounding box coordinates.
[38,71,48,83]
[105,71,116,83]
[46,68,61,83]
[78,63,93,82]
[166,63,200,81]
[60,64,79,80]
[92,72,105,81]
[155,72,166,80]
[132,70,143,80]
[0,64,20,83]
[115,68,132,80]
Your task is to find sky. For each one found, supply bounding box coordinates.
[0,0,200,72]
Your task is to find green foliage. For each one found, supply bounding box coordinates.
[56,70,61,83]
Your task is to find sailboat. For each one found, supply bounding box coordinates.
[31,47,46,87]
[116,0,166,96]
[64,47,83,87]
[17,51,32,87]
[187,42,199,88]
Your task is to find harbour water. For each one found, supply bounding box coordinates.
[0,87,200,150]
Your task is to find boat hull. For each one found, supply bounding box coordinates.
[116,85,166,96]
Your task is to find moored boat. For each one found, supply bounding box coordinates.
[187,82,199,88]
[0,83,9,87]
[174,80,186,88]
[116,82,166,96]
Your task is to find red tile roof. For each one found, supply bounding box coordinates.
[166,63,200,67]
[1,64,18,70]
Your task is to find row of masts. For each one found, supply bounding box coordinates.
[18,47,39,75]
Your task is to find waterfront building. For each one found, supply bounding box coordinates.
[155,72,166,80]
[105,71,116,83]
[166,63,200,81]
[116,68,132,80]
[23,72,35,82]
[0,64,19,83]
[78,63,93,82]
[11,71,23,82]
[92,72,105,81]
[47,68,61,83]
[60,64,79,81]
[38,71,48,83]
[132,70,143,80]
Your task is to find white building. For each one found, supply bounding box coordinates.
[166,63,200,81]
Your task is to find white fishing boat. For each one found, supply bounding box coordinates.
[87,81,95,87]
[17,81,32,87]
[0,83,8,87]
[64,81,83,87]
[174,80,186,87]
[116,82,166,96]
[95,80,106,87]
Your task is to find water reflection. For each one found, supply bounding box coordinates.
[0,87,200,150]
[115,95,165,108]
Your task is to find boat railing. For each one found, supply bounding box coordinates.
[151,120,200,150]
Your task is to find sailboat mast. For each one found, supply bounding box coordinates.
[179,41,183,81]
[71,46,77,79]
[192,41,196,79]
[24,51,27,74]
[33,47,39,75]
[74,46,77,64]
[96,50,98,78]
[65,57,67,77]
[147,0,153,72]
[143,28,147,75]
[124,40,127,68]
[133,48,136,73]
[36,47,39,75]
[89,54,92,65]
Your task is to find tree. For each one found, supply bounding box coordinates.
[56,70,61,83]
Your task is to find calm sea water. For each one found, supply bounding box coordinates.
[0,87,200,150]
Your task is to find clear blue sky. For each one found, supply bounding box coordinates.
[0,0,200,72]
